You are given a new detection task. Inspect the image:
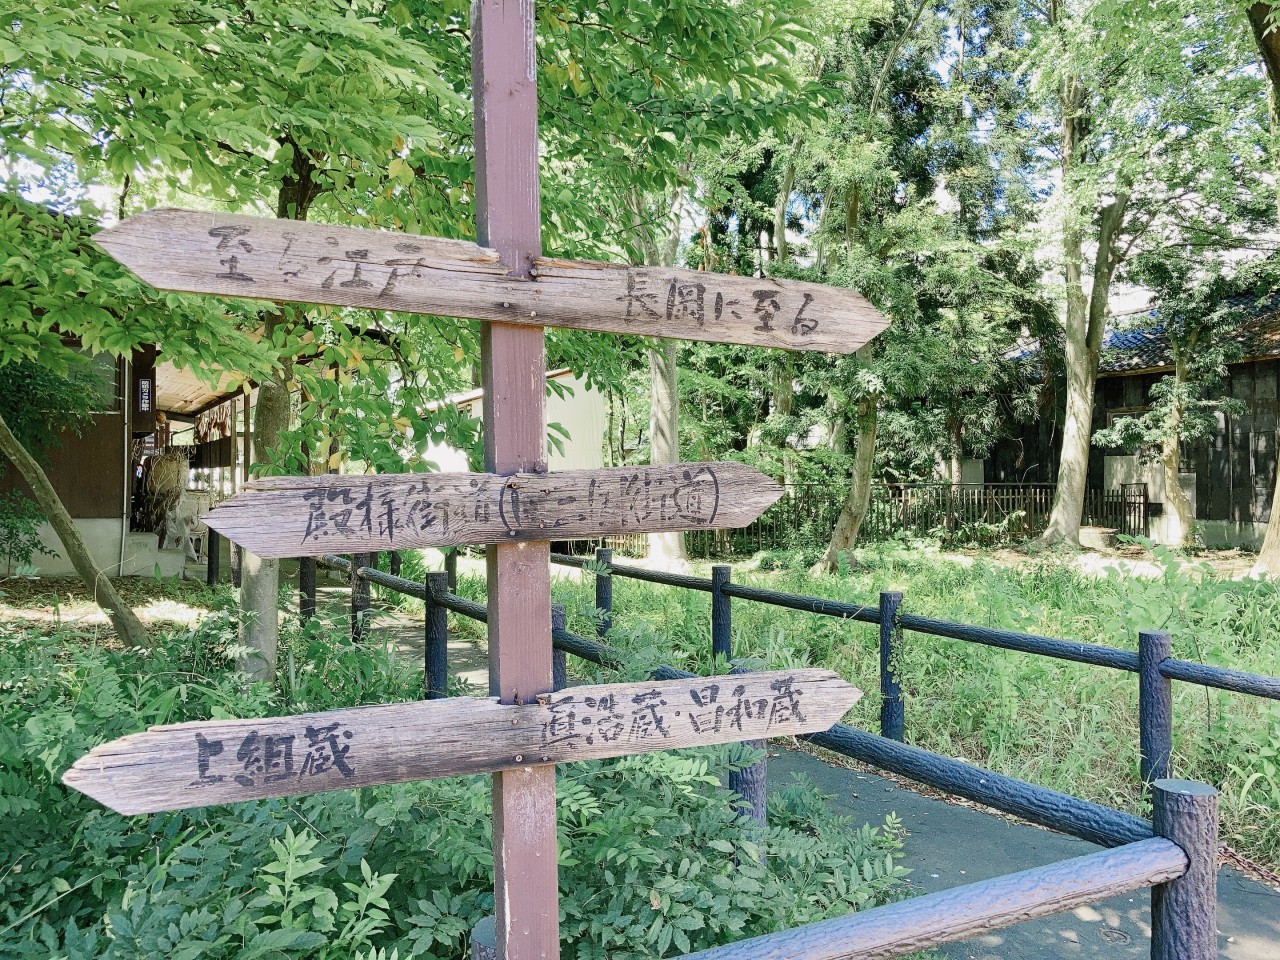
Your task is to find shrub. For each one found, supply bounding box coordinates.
[0,607,908,959]
[0,492,55,576]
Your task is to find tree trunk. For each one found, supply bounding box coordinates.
[1037,70,1129,547]
[949,419,963,486]
[0,411,150,647]
[1159,355,1195,548]
[774,158,796,263]
[813,396,878,574]
[647,340,688,570]
[238,317,293,681]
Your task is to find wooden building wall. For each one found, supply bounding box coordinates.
[0,412,126,518]
[991,359,1280,526]
[0,356,127,519]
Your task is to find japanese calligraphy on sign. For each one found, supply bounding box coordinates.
[202,463,782,559]
[95,209,889,354]
[540,674,813,751]
[61,671,861,815]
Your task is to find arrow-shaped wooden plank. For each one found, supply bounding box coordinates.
[63,670,861,815]
[95,209,888,354]
[203,462,781,558]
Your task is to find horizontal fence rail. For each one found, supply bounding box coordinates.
[895,612,1141,672]
[676,837,1189,960]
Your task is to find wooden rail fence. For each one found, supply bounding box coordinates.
[282,547,1280,959]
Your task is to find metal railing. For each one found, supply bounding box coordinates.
[573,481,1150,559]
[302,549,1274,959]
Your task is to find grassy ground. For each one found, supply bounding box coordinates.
[536,542,1280,871]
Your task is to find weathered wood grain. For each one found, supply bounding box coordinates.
[202,462,782,558]
[94,209,888,354]
[62,670,862,815]
[675,837,1187,960]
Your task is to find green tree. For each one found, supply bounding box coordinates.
[1033,0,1269,548]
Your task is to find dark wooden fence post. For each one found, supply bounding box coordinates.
[351,553,371,643]
[299,556,316,623]
[389,551,401,577]
[445,547,458,592]
[231,544,243,588]
[552,604,567,692]
[1151,779,1217,960]
[728,660,767,836]
[1139,630,1174,785]
[206,529,221,586]
[711,565,732,664]
[425,571,449,699]
[879,591,905,742]
[594,547,613,637]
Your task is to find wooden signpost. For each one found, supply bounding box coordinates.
[201,463,782,558]
[64,670,860,815]
[94,208,887,354]
[78,7,892,960]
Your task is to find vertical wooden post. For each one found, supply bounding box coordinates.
[206,528,221,586]
[446,548,459,592]
[472,3,559,960]
[728,661,768,835]
[231,544,243,588]
[1139,630,1174,785]
[551,604,567,692]
[299,556,316,622]
[879,591,904,742]
[1151,779,1217,960]
[389,551,401,578]
[351,553,371,643]
[425,571,449,699]
[711,565,732,664]
[594,547,612,637]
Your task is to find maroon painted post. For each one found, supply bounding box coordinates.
[299,556,317,622]
[425,571,449,699]
[594,547,613,637]
[552,604,567,692]
[1139,630,1174,785]
[472,3,559,960]
[1151,779,1217,960]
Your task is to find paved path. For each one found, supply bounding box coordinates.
[768,750,1280,960]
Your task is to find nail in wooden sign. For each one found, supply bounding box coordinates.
[203,462,782,558]
[63,670,862,815]
[95,209,889,354]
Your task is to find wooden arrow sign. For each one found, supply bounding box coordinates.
[63,670,861,815]
[203,462,781,558]
[95,209,888,354]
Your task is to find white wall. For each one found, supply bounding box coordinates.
[422,373,606,472]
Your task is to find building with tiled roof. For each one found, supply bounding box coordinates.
[988,296,1280,549]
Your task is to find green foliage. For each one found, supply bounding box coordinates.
[0,491,53,575]
[0,601,907,958]
[0,359,98,461]
[0,195,267,381]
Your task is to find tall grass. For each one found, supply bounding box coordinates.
[539,545,1280,869]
